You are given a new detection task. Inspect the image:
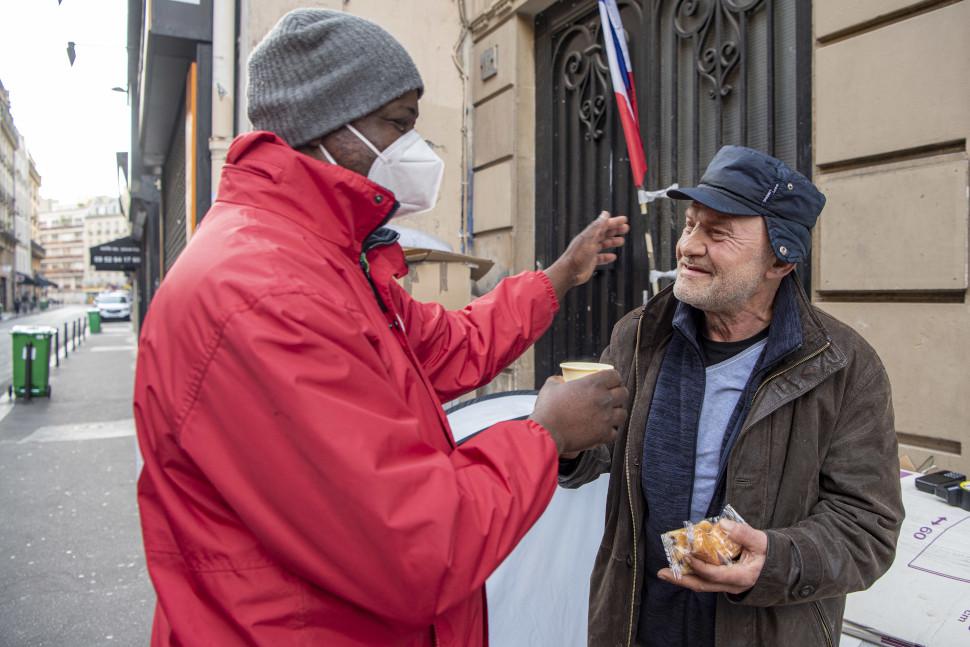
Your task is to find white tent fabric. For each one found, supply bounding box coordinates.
[446,392,610,647]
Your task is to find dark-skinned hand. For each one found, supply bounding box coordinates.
[530,369,628,455]
[544,211,630,302]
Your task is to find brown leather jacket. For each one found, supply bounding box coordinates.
[561,279,903,647]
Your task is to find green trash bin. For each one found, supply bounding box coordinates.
[87,308,102,334]
[10,326,56,399]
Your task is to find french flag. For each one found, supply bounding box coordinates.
[598,0,647,189]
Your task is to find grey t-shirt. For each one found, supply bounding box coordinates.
[689,338,767,521]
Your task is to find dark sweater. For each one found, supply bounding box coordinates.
[637,280,803,647]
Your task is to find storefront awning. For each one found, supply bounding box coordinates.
[34,274,58,288]
[15,271,35,286]
[90,236,142,271]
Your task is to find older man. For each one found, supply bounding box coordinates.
[134,9,629,647]
[561,146,903,646]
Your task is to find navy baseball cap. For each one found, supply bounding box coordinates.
[667,145,826,263]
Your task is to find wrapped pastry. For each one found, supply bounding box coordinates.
[661,505,747,579]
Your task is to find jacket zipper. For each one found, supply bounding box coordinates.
[359,252,390,313]
[357,202,401,315]
[748,341,832,410]
[812,601,834,647]
[359,228,456,451]
[358,225,401,315]
[625,313,645,647]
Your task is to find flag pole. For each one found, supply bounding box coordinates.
[637,188,658,296]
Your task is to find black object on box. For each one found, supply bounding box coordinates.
[915,470,966,495]
[939,483,964,506]
[962,483,970,512]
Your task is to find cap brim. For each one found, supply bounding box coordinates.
[666,186,763,217]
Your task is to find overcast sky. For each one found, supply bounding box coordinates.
[0,0,129,205]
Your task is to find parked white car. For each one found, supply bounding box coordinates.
[96,292,132,321]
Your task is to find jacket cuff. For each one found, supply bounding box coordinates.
[525,418,559,457]
[534,270,561,316]
[729,529,822,607]
[558,454,583,476]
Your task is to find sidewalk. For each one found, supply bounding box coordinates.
[0,321,153,646]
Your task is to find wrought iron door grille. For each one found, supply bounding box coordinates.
[534,0,810,382]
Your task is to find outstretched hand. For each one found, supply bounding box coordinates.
[544,211,630,301]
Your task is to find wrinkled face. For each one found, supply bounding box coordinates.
[673,202,776,314]
[303,90,420,177]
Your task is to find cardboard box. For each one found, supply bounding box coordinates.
[400,248,494,311]
[841,472,970,646]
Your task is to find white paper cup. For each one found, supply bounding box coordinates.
[560,361,615,382]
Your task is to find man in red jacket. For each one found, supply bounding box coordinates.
[134,9,630,646]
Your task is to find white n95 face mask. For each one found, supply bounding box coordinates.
[320,125,444,217]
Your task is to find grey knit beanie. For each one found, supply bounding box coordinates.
[247,9,424,148]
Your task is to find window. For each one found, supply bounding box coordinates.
[98,295,128,305]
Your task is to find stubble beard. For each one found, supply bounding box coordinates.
[673,263,766,314]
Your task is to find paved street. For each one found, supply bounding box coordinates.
[0,306,95,394]
[0,321,153,646]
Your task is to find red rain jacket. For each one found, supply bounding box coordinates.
[134,132,560,646]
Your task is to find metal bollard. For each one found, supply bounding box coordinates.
[72,320,76,351]
[64,322,69,357]
[54,329,60,367]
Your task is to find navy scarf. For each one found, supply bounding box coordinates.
[637,277,803,647]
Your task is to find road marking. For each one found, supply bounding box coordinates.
[19,419,135,443]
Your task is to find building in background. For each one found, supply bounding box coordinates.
[0,78,17,312]
[123,0,211,327]
[126,0,970,470]
[0,77,48,314]
[29,158,45,292]
[38,200,86,303]
[37,197,124,304]
[83,200,130,295]
[13,132,34,304]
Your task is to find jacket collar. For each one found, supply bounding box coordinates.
[645,273,830,366]
[639,274,844,435]
[669,273,805,371]
[215,131,398,256]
